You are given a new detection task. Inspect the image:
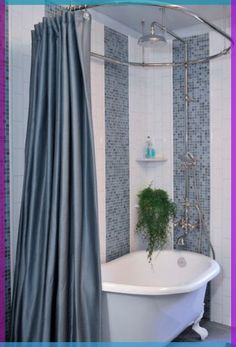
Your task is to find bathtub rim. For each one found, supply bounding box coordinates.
[101,250,220,296]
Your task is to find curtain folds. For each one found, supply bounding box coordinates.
[11,11,101,342]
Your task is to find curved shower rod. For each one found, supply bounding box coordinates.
[67,2,233,67]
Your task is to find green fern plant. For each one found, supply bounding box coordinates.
[136,186,176,262]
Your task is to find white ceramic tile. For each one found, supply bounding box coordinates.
[11,93,24,122]
[12,121,25,149]
[13,176,24,204]
[12,149,25,176]
[12,67,24,94]
[211,302,223,324]
[129,38,173,252]
[210,28,231,326]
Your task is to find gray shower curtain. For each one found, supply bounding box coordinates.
[11,11,101,342]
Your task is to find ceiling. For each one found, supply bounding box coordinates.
[95,5,230,33]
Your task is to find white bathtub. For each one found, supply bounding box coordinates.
[101,250,220,342]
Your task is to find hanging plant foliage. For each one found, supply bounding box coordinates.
[136,186,176,262]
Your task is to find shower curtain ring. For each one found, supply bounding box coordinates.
[83,6,90,21]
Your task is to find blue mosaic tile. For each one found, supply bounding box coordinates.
[173,33,210,319]
[104,27,130,262]
[5,6,11,341]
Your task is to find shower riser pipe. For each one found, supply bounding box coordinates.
[184,42,190,236]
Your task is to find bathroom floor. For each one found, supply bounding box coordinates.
[174,321,230,342]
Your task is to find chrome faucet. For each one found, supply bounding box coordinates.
[174,151,200,248]
[176,234,186,247]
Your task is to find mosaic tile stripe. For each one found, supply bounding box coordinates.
[0,2,5,341]
[173,33,210,318]
[4,7,11,341]
[104,27,130,262]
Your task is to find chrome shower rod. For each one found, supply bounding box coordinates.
[67,2,233,67]
[90,48,230,67]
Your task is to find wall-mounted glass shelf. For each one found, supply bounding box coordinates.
[136,157,167,163]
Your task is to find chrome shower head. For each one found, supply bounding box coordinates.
[138,31,167,47]
[138,9,167,48]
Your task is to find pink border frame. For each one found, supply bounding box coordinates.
[231,0,235,345]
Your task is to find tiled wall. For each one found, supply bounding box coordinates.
[129,38,173,251]
[92,17,173,260]
[173,16,231,327]
[210,27,231,326]
[5,7,11,340]
[173,34,210,319]
[173,34,210,256]
[105,27,130,262]
[0,3,5,336]
[172,27,231,326]
[0,3,5,339]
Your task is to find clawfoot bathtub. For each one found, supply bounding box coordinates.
[101,250,220,342]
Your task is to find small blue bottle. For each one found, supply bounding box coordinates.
[151,148,156,158]
[145,136,152,158]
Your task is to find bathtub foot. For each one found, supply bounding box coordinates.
[192,310,208,341]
